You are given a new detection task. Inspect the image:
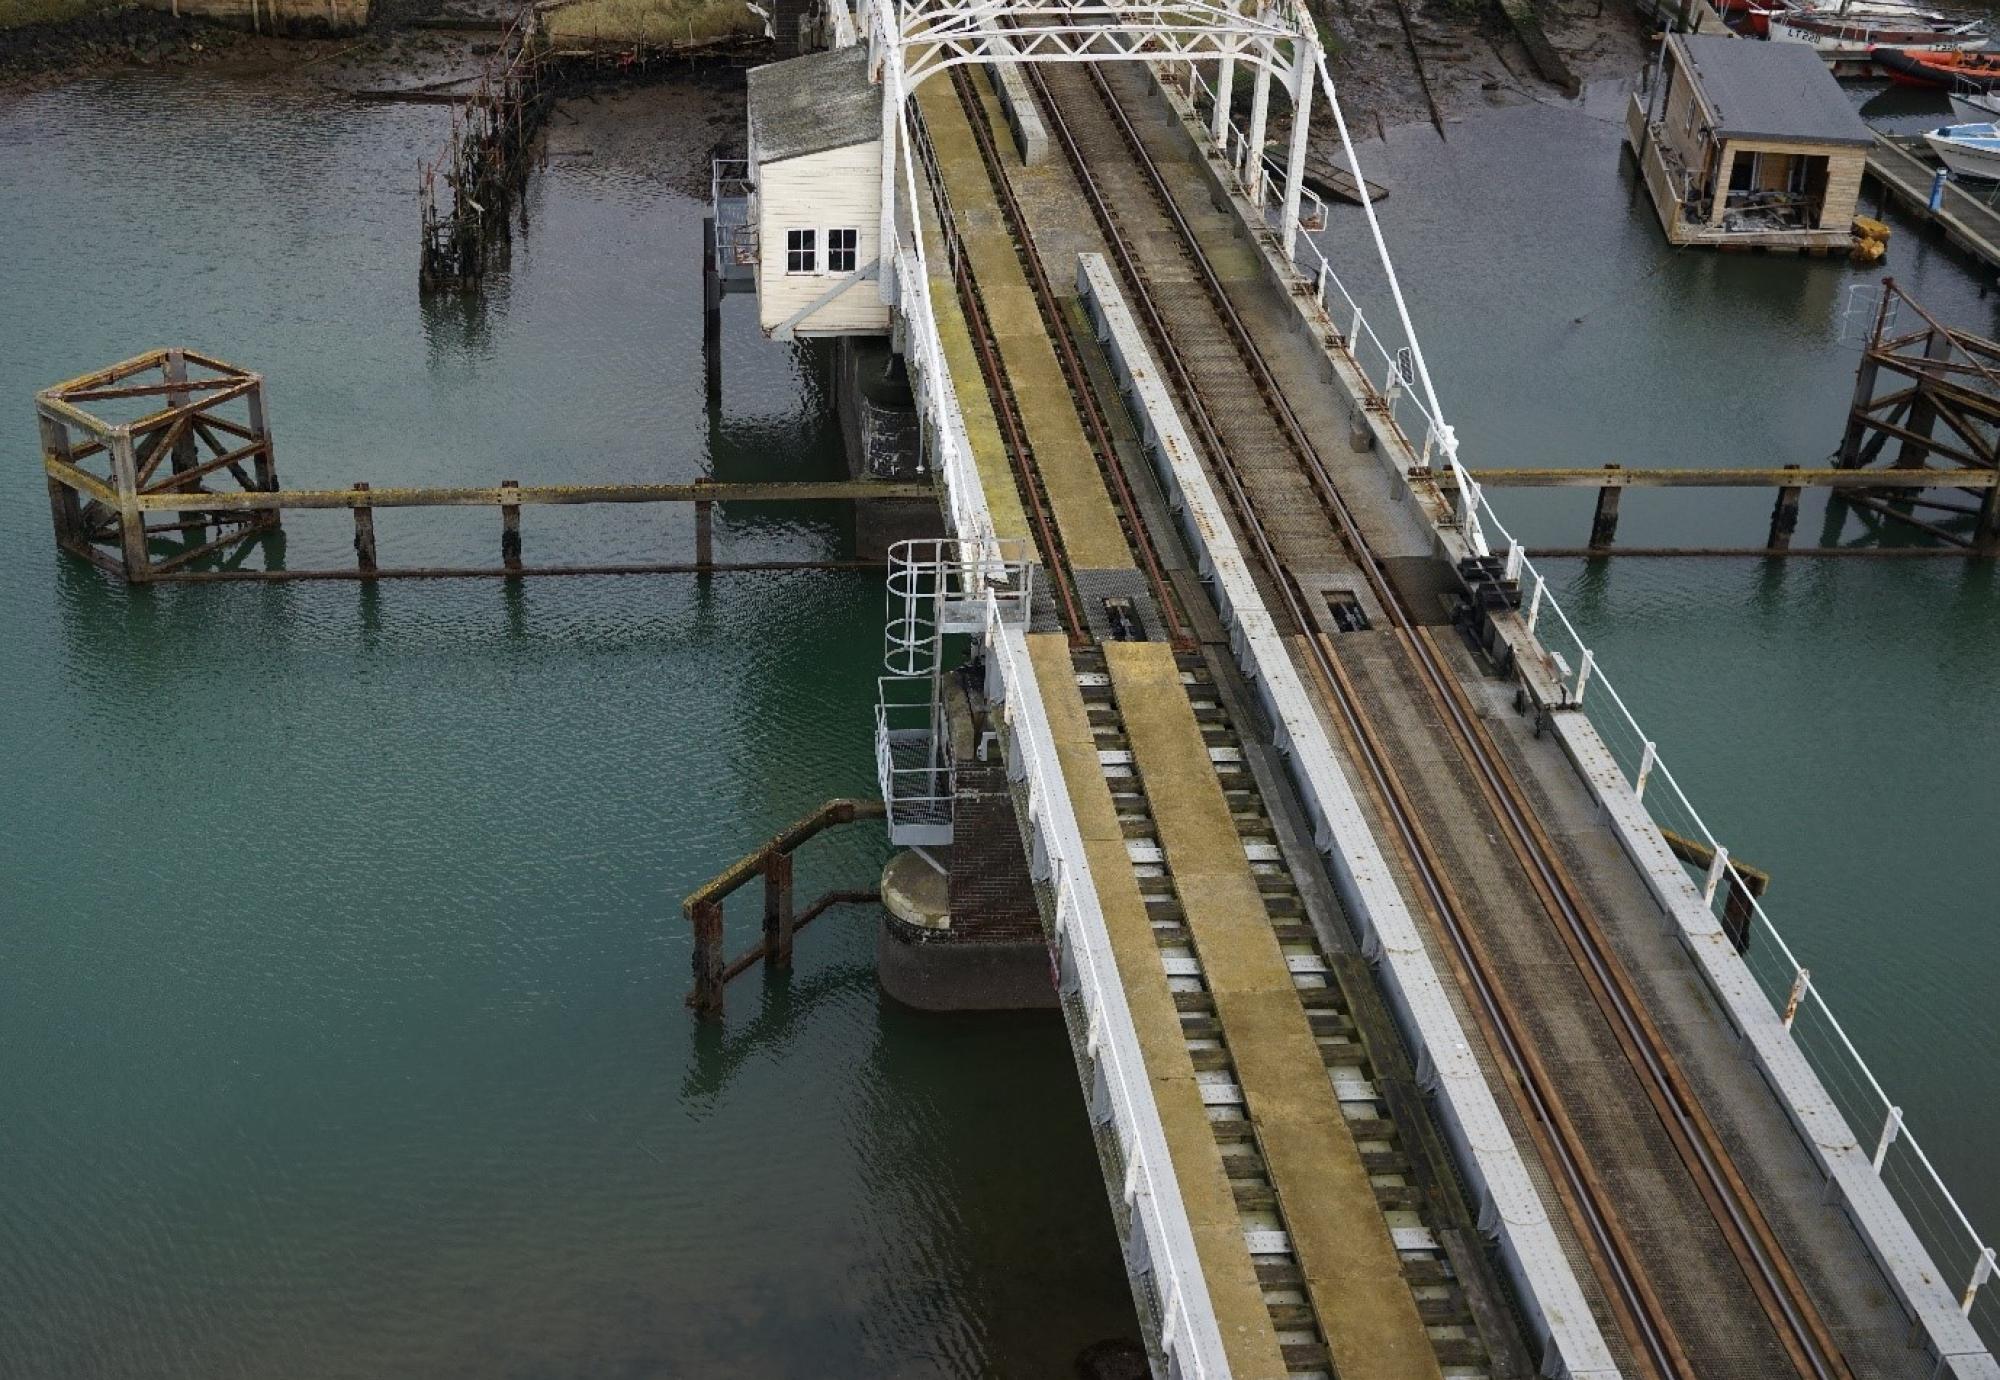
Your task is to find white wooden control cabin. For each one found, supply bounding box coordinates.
[746,45,890,339]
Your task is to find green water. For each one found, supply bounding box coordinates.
[1316,81,1999,1256]
[0,73,1132,1377]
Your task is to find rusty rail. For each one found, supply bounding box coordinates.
[682,797,886,1018]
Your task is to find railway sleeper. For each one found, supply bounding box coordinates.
[1075,656,1489,1379]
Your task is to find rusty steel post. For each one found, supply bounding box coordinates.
[764,850,796,967]
[1896,327,1955,470]
[1721,873,1755,955]
[1767,465,1802,551]
[352,481,379,572]
[1589,465,1623,551]
[689,898,725,1018]
[501,479,522,572]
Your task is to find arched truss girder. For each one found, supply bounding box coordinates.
[861,0,1463,490]
[892,1,1312,90]
[902,29,1301,93]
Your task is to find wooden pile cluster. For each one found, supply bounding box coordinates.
[418,8,553,293]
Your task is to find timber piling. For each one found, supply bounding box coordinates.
[36,348,935,583]
[682,797,887,1018]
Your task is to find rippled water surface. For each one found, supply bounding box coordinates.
[1318,82,1999,1242]
[0,72,1132,1377]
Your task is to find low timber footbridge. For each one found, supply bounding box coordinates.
[838,2,1999,1376]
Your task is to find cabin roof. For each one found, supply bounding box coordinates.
[748,45,879,165]
[1671,34,1873,148]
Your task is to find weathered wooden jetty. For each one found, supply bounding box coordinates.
[1466,282,2000,557]
[1863,133,2000,271]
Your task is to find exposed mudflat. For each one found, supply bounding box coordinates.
[1321,0,1650,132]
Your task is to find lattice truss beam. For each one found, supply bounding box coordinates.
[862,0,1467,508]
[896,0,1312,89]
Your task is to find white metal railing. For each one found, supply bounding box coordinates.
[886,536,1034,677]
[1175,49,1997,1351]
[856,6,1227,1346]
[983,591,1229,1377]
[1181,60,1489,556]
[828,0,859,46]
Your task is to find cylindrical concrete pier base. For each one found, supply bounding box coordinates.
[876,851,1057,1013]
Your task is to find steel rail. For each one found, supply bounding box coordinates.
[945,65,1194,653]
[943,60,1510,1377]
[1029,51,1851,1380]
[1021,55,1679,1378]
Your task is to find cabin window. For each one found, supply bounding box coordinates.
[827,227,858,273]
[786,229,817,274]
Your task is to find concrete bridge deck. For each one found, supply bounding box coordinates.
[872,26,1997,1379]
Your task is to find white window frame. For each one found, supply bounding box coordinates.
[826,227,859,274]
[786,229,817,275]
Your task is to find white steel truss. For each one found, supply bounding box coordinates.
[862,0,1336,341]
[897,1,1310,91]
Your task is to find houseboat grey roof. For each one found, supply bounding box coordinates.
[1673,34,1873,148]
[748,45,879,164]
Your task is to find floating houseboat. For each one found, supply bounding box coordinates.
[1626,33,1873,251]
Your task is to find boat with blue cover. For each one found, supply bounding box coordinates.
[1923,121,2000,179]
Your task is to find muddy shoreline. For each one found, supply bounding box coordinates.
[3,0,1645,121]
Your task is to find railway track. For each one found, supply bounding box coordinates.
[1014,52,1855,1380]
[929,65,1537,1378]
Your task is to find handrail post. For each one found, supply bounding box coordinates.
[1525,573,1545,634]
[1782,968,1811,1030]
[1635,739,1657,800]
[1964,1245,1996,1316]
[764,848,796,967]
[1701,842,1729,906]
[1872,1104,1904,1172]
[1571,647,1594,706]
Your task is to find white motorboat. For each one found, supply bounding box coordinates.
[1924,122,2000,180]
[1949,87,2000,121]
